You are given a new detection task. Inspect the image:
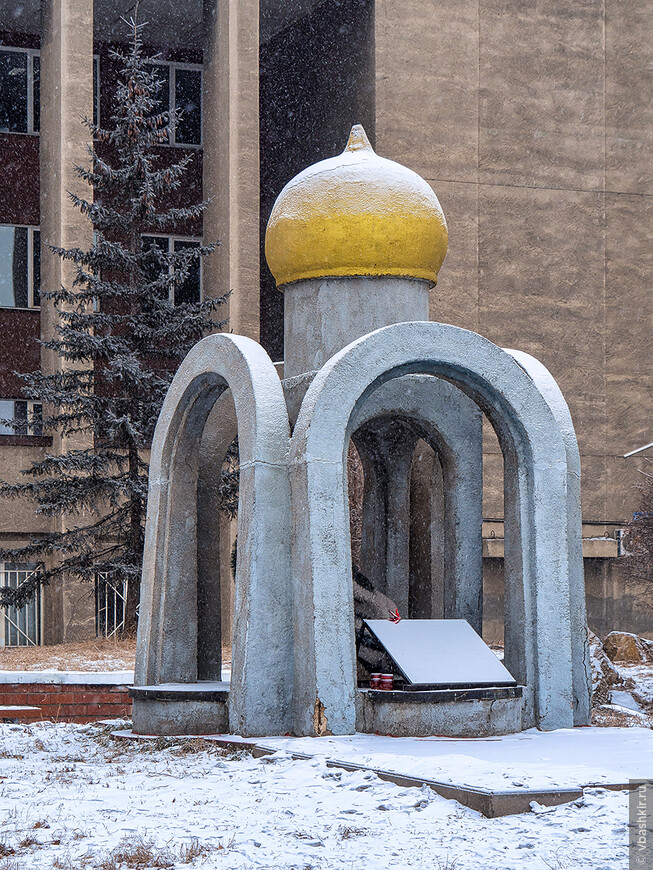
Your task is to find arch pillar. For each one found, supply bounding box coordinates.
[290,321,584,735]
[135,334,293,736]
[506,349,591,726]
[352,420,418,610]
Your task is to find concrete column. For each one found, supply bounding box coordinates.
[381,429,417,614]
[202,0,260,340]
[40,0,95,643]
[283,276,430,379]
[408,441,439,618]
[354,430,387,592]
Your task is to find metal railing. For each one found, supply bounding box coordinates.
[95,573,128,638]
[0,563,40,646]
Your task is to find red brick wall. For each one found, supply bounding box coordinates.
[0,682,132,724]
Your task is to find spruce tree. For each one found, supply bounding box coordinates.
[0,16,226,631]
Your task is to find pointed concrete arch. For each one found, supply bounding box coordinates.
[290,321,587,735]
[505,349,591,726]
[135,333,293,736]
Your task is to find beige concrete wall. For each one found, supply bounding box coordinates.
[39,0,95,643]
[375,0,652,529]
[0,447,53,539]
[202,0,260,339]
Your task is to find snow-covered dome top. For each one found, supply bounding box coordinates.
[265,125,448,289]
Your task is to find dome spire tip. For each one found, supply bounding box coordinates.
[345,124,373,153]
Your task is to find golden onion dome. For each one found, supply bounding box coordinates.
[265,125,448,289]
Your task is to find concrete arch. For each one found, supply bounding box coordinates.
[505,349,591,726]
[290,321,586,735]
[135,333,292,736]
[348,375,483,631]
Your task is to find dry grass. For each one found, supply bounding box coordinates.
[96,836,174,869]
[17,836,37,849]
[104,735,249,760]
[0,639,137,673]
[178,838,215,863]
[0,639,232,675]
[338,825,367,840]
[592,705,652,728]
[92,834,220,869]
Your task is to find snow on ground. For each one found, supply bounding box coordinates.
[260,727,653,792]
[0,721,630,869]
[616,662,653,707]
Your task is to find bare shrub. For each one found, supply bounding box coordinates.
[339,825,367,840]
[96,836,174,869]
[18,836,37,849]
[178,838,214,863]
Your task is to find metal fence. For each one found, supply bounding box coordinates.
[95,573,127,638]
[0,563,41,646]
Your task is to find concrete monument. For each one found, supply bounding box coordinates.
[132,126,591,738]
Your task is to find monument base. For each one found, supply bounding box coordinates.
[355,686,523,738]
[130,682,229,736]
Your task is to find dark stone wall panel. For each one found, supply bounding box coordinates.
[0,134,39,226]
[0,309,40,394]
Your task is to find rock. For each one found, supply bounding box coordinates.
[588,629,620,706]
[609,689,642,712]
[603,631,653,664]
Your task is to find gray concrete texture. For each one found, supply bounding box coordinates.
[283,276,429,378]
[134,307,590,737]
[289,319,587,733]
[134,333,293,737]
[356,691,523,738]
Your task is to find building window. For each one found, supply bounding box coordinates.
[0,225,40,308]
[0,48,40,135]
[0,563,41,646]
[0,399,43,436]
[146,61,202,146]
[142,235,202,304]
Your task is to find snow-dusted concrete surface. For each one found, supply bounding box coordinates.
[0,670,135,684]
[0,721,631,869]
[260,727,653,792]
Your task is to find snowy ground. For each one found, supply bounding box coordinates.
[0,721,632,870]
[260,726,653,791]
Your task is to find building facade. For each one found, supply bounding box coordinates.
[0,0,650,645]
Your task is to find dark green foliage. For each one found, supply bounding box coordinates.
[0,17,226,626]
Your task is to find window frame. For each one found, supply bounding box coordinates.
[0,399,43,436]
[0,224,40,310]
[0,46,40,136]
[141,233,203,304]
[93,53,100,128]
[147,59,202,148]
